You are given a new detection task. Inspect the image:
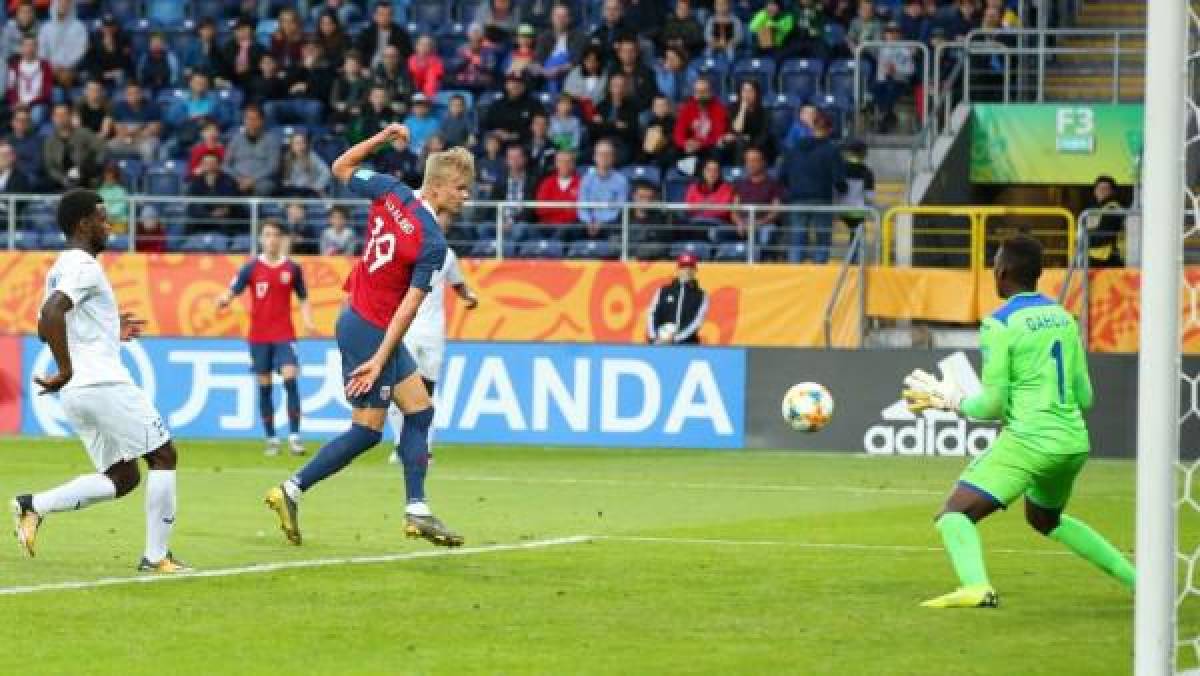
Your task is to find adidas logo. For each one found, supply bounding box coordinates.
[862,352,998,457]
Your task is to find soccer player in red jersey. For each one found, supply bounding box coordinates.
[265,123,472,547]
[216,220,315,456]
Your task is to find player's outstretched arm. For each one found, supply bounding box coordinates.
[332,123,410,184]
[35,291,74,393]
[346,287,428,398]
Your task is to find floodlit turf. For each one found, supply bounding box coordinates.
[0,438,1156,674]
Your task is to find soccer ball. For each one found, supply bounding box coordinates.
[781,382,835,432]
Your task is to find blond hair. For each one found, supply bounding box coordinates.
[422,146,475,189]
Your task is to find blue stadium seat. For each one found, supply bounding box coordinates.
[663,169,691,204]
[155,88,188,112]
[256,20,278,48]
[454,0,485,22]
[181,233,230,252]
[778,59,824,101]
[468,239,517,259]
[436,89,474,111]
[315,135,348,165]
[229,234,253,253]
[12,230,41,251]
[410,0,450,28]
[147,0,189,28]
[145,161,185,196]
[715,241,750,262]
[731,57,777,97]
[768,93,801,138]
[40,232,67,250]
[670,241,712,261]
[115,158,144,191]
[620,165,662,186]
[192,0,226,21]
[827,59,868,108]
[685,56,730,98]
[722,166,745,184]
[25,203,57,232]
[108,0,139,26]
[567,239,618,260]
[517,239,564,259]
[107,234,131,251]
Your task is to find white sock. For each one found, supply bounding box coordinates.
[31,474,116,514]
[388,406,405,446]
[283,478,303,502]
[144,470,176,563]
[405,501,432,517]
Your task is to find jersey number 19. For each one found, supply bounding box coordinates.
[364,217,396,274]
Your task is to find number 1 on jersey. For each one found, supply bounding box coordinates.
[364,217,396,274]
[1050,339,1065,404]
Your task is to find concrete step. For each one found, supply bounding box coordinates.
[874,181,907,210]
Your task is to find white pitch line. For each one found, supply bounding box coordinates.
[0,535,592,596]
[593,535,1080,557]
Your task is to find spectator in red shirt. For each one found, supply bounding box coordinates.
[534,149,581,238]
[187,119,225,178]
[732,146,784,249]
[408,34,444,99]
[134,205,168,253]
[673,76,727,171]
[270,7,306,69]
[685,157,735,238]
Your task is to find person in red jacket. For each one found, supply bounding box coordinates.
[534,149,581,239]
[408,34,444,99]
[684,157,735,239]
[673,76,727,169]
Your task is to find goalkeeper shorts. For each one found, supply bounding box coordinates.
[958,432,1088,510]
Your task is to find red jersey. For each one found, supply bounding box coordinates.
[230,256,308,343]
[344,169,447,329]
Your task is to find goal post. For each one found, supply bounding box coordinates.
[1137,1,1187,673]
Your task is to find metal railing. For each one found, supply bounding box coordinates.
[852,40,933,136]
[881,205,1076,270]
[822,223,870,348]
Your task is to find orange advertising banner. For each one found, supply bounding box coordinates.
[0,252,1195,352]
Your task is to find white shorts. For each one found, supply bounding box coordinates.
[60,383,171,472]
[403,334,445,383]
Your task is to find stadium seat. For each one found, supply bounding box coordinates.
[108,0,139,26]
[40,232,67,250]
[567,239,618,260]
[145,161,185,196]
[181,233,230,252]
[731,57,777,98]
[670,241,712,261]
[25,203,57,232]
[107,234,131,252]
[517,239,564,259]
[663,169,692,204]
[115,159,144,191]
[827,60,869,109]
[315,135,348,165]
[454,0,485,23]
[256,20,278,48]
[147,0,189,28]
[778,59,824,101]
[436,89,474,111]
[715,241,750,262]
[685,57,730,98]
[229,234,254,253]
[620,165,662,186]
[192,0,226,21]
[722,166,745,184]
[410,0,450,28]
[468,239,517,259]
[769,93,801,138]
[12,230,41,251]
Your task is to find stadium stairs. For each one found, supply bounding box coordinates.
[1044,0,1145,102]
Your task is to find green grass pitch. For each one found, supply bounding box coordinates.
[0,438,1152,674]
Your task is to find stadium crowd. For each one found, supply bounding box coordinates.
[0,0,1026,260]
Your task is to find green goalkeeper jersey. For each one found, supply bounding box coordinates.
[960,292,1093,453]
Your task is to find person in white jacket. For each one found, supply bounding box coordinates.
[38,0,88,88]
[872,22,915,134]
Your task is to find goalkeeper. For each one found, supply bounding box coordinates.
[903,234,1135,609]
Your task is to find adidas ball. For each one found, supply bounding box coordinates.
[781,382,834,432]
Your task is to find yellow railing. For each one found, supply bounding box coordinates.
[881,206,1076,270]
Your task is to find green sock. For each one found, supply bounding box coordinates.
[935,512,990,588]
[1049,515,1136,591]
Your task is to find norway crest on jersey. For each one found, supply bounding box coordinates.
[281,270,291,285]
[255,281,269,298]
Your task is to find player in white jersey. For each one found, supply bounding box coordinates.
[10,190,189,573]
[387,246,477,462]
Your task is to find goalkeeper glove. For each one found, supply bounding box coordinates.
[902,368,964,413]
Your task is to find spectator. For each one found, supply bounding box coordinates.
[482,72,543,145]
[224,105,281,196]
[971,5,1015,102]
[685,157,735,239]
[374,129,421,184]
[187,119,224,177]
[311,0,359,32]
[674,77,728,172]
[414,132,446,184]
[166,71,218,146]
[749,0,795,58]
[1086,175,1125,267]
[448,23,499,95]
[985,0,1020,28]
[134,204,167,253]
[784,103,818,151]
[137,32,180,93]
[624,0,668,46]
[646,253,709,344]
[4,106,44,187]
[373,44,414,116]
[38,0,87,88]
[898,0,930,41]
[1,2,39,59]
[628,181,671,259]
[534,149,581,237]
[96,161,130,234]
[187,150,243,236]
[733,146,785,251]
[719,80,772,164]
[846,0,882,57]
[248,53,292,105]
[282,203,314,253]
[576,139,629,241]
[613,35,659,111]
[662,0,705,59]
[476,0,523,46]
[270,7,305,70]
[315,11,349,67]
[109,82,162,162]
[705,0,744,61]
[80,13,131,89]
[439,93,473,148]
[221,16,265,88]
[7,36,53,125]
[782,110,845,263]
[280,132,332,197]
[562,46,608,116]
[43,102,105,189]
[789,0,828,59]
[590,73,640,166]
[489,143,539,241]
[357,0,413,68]
[349,84,400,144]
[589,0,634,64]
[331,50,370,130]
[643,94,677,139]
[181,17,226,82]
[404,93,440,154]
[535,3,586,92]
[408,34,444,100]
[873,22,916,133]
[549,94,583,153]
[637,98,680,173]
[74,79,114,139]
[940,0,980,41]
[474,131,505,200]
[655,47,689,104]
[528,112,556,177]
[321,206,358,255]
[0,141,33,200]
[288,39,334,107]
[839,139,875,243]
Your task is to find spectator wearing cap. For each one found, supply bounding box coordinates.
[403,93,440,155]
[408,34,445,100]
[534,3,586,92]
[357,0,414,68]
[221,16,266,89]
[81,13,131,90]
[448,23,500,95]
[873,21,916,133]
[613,35,660,112]
[662,0,706,59]
[181,17,226,82]
[38,0,88,88]
[646,253,710,345]
[674,76,728,172]
[576,139,629,242]
[534,149,582,238]
[782,110,845,263]
[224,104,281,197]
[482,72,543,145]
[188,150,244,236]
[135,205,168,253]
[504,23,541,80]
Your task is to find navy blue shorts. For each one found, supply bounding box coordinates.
[336,305,418,409]
[249,341,298,374]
